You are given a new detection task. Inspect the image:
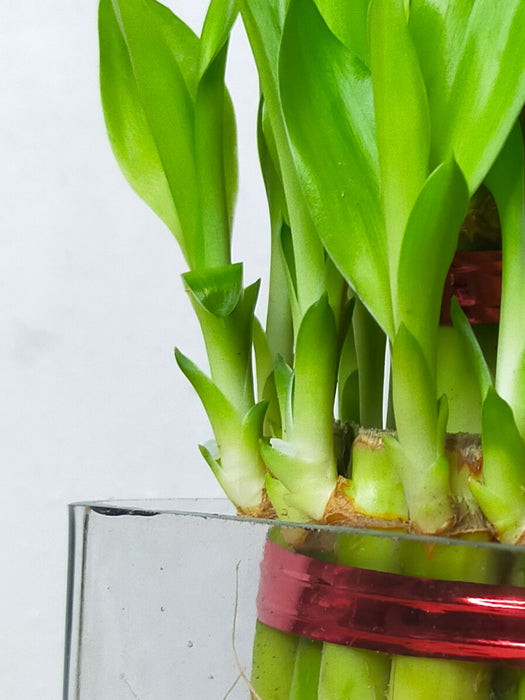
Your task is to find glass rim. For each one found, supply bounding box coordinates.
[68,497,525,554]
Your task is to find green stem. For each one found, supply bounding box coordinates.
[317,531,398,699]
[288,638,322,700]
[241,1,327,328]
[250,620,298,700]
[390,534,498,700]
[353,300,386,429]
[186,278,258,417]
[194,45,231,268]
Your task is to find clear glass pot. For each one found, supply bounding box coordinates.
[63,499,525,700]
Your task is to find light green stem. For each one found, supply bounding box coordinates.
[251,621,298,700]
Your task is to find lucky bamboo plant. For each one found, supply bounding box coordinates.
[99,0,525,697]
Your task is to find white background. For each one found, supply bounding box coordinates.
[0,1,268,696]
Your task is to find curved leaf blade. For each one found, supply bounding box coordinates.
[314,0,371,66]
[182,262,243,316]
[109,0,200,266]
[370,0,430,286]
[470,388,525,543]
[99,0,183,245]
[279,0,393,336]
[199,0,239,77]
[194,44,233,267]
[408,0,474,169]
[485,124,525,435]
[396,159,469,366]
[439,0,525,192]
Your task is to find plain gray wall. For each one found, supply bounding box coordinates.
[0,1,268,696]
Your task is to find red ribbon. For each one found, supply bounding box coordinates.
[440,251,501,325]
[257,540,525,665]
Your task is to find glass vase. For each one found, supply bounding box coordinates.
[63,499,525,699]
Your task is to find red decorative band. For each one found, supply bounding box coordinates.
[257,540,525,665]
[440,250,501,325]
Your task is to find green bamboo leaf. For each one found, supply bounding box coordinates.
[242,399,269,452]
[192,0,240,267]
[107,0,201,266]
[264,474,308,521]
[146,0,200,97]
[485,123,525,436]
[293,295,338,464]
[408,0,474,170]
[175,349,266,508]
[222,90,238,234]
[260,441,309,492]
[189,1,239,268]
[253,318,274,402]
[279,0,393,337]
[313,0,371,66]
[182,263,242,316]
[258,101,294,361]
[436,0,525,192]
[369,0,430,288]
[278,223,301,332]
[174,348,239,441]
[274,355,294,441]
[436,325,484,433]
[390,324,439,466]
[99,0,190,248]
[243,0,328,319]
[261,374,282,438]
[449,296,493,400]
[199,0,239,77]
[240,0,289,91]
[183,276,259,416]
[258,101,287,218]
[388,326,454,532]
[470,388,525,543]
[194,46,232,268]
[396,159,469,366]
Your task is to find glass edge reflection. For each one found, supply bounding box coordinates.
[67,498,525,555]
